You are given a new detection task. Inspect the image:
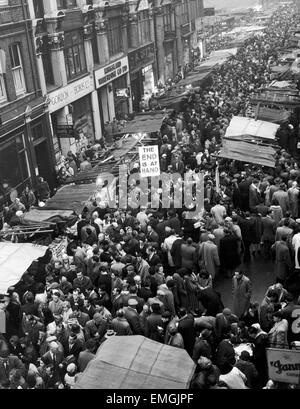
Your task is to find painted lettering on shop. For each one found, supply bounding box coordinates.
[50,90,70,106]
[74,79,91,94]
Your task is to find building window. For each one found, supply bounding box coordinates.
[9,43,26,96]
[57,0,77,9]
[33,0,44,18]
[0,134,30,206]
[182,0,189,24]
[163,5,174,32]
[64,30,87,81]
[91,27,99,64]
[0,74,7,103]
[107,17,123,57]
[138,10,151,44]
[42,36,54,86]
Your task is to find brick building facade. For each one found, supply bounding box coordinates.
[1,0,204,191]
[0,0,55,208]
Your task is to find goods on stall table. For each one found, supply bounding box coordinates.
[234,343,254,359]
[49,237,68,259]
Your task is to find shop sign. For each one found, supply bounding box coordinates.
[129,43,155,73]
[266,348,300,384]
[47,76,94,113]
[95,57,129,89]
[139,145,160,177]
[56,124,75,139]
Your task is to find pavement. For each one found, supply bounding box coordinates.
[214,255,276,310]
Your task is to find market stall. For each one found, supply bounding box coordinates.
[74,335,196,389]
[0,242,47,293]
[224,116,280,141]
[218,138,277,168]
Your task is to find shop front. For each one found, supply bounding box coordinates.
[164,40,176,81]
[47,75,95,160]
[0,101,55,206]
[129,43,156,112]
[94,56,131,138]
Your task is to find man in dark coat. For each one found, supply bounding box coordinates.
[145,303,163,342]
[123,299,144,335]
[177,308,195,357]
[214,309,238,341]
[238,175,252,211]
[219,229,241,276]
[198,288,224,317]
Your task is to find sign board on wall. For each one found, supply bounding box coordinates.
[139,145,160,177]
[94,56,129,89]
[47,76,94,113]
[266,348,300,384]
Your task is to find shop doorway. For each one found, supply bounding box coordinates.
[34,140,54,189]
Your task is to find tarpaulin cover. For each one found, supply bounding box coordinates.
[74,335,196,389]
[250,90,300,106]
[0,243,47,293]
[256,107,291,123]
[44,183,97,214]
[119,112,167,134]
[219,139,276,167]
[224,116,280,140]
[23,209,75,224]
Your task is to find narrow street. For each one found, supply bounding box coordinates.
[214,257,275,309]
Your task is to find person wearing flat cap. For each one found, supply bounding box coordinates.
[144,303,163,342]
[123,298,144,335]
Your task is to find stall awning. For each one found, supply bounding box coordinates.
[44,183,97,214]
[250,90,300,106]
[0,243,47,293]
[118,112,168,134]
[74,335,196,389]
[224,116,280,140]
[256,107,291,124]
[219,139,276,168]
[23,209,75,224]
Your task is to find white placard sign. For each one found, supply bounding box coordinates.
[139,145,160,177]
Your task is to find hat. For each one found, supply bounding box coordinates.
[66,363,76,374]
[240,350,251,361]
[208,234,215,241]
[296,219,300,224]
[104,329,116,339]
[46,335,57,343]
[157,289,165,296]
[16,211,23,217]
[128,298,138,306]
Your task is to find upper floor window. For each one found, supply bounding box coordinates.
[107,17,123,57]
[0,0,8,6]
[64,30,87,81]
[33,0,44,18]
[0,49,7,103]
[0,74,7,103]
[163,5,174,32]
[138,10,151,44]
[182,0,189,25]
[9,43,26,96]
[57,0,77,9]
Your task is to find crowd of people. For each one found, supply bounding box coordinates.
[1,4,300,390]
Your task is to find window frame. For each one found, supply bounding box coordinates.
[64,30,87,81]
[0,74,7,103]
[57,0,77,10]
[9,43,26,97]
[107,17,123,57]
[138,10,151,44]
